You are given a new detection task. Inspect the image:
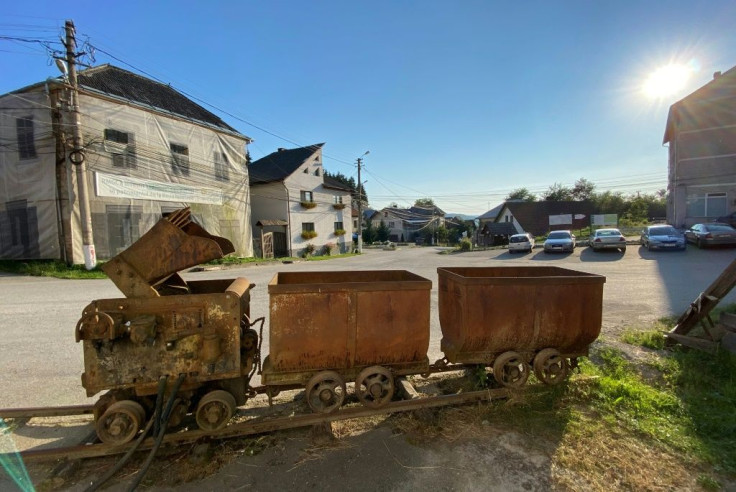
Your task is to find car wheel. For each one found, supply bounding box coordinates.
[697,238,703,249]
[528,248,533,253]
[647,242,652,251]
[620,247,626,253]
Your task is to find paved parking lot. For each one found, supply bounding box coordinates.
[1,243,735,409]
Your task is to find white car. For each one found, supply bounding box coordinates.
[508,233,535,254]
[589,228,627,253]
[543,230,576,253]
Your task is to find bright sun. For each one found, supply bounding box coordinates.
[643,64,693,99]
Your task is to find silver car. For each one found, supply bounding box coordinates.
[508,233,535,254]
[640,225,686,251]
[685,223,736,248]
[589,228,626,253]
[543,230,575,253]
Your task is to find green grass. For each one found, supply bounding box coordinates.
[0,260,107,279]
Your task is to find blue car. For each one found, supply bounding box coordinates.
[640,225,686,251]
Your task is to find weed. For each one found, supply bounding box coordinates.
[0,260,107,279]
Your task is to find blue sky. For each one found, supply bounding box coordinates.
[2,1,735,215]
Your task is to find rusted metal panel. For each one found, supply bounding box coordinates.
[79,278,252,397]
[101,208,234,298]
[438,266,605,363]
[262,270,431,385]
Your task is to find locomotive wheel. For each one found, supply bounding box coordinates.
[95,400,146,444]
[355,366,394,408]
[492,351,530,388]
[533,348,569,385]
[305,371,346,413]
[196,390,236,431]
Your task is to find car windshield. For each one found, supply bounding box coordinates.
[596,230,620,237]
[547,232,570,239]
[649,227,677,236]
[509,236,528,243]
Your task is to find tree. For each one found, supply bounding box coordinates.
[324,170,368,205]
[362,220,377,244]
[414,198,436,207]
[572,178,595,201]
[505,187,536,202]
[437,225,449,245]
[376,220,390,242]
[543,183,573,201]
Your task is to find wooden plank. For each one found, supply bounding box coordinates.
[719,312,736,331]
[666,333,718,354]
[396,377,420,400]
[722,333,736,354]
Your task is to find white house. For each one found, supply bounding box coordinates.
[0,64,253,262]
[249,144,353,257]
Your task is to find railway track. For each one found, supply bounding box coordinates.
[1,385,510,463]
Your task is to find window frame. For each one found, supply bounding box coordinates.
[170,143,190,176]
[302,222,315,233]
[214,151,229,182]
[16,116,37,160]
[334,221,344,232]
[300,190,314,203]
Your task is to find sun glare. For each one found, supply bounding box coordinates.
[643,64,693,99]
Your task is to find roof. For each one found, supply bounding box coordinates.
[501,201,594,236]
[663,66,736,144]
[477,203,505,220]
[249,144,324,184]
[480,222,518,236]
[76,65,246,138]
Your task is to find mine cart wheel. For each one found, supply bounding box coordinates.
[95,400,146,445]
[355,366,395,408]
[196,390,236,431]
[533,349,569,385]
[305,371,346,413]
[492,351,530,388]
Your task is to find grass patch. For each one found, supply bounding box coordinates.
[0,260,107,279]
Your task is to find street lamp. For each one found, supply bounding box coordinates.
[356,151,369,253]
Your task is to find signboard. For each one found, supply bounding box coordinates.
[95,172,224,205]
[549,214,572,225]
[591,214,618,226]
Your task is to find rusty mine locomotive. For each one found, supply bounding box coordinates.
[76,209,606,444]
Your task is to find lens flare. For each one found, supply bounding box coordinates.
[643,64,693,99]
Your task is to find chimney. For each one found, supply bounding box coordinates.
[277,147,286,152]
[714,71,722,79]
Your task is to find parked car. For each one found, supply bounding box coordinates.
[589,228,627,253]
[716,212,736,228]
[685,223,736,248]
[543,230,575,253]
[508,233,535,253]
[640,225,686,251]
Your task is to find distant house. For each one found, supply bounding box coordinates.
[663,67,736,227]
[0,64,253,262]
[486,201,594,239]
[371,205,445,242]
[249,144,353,257]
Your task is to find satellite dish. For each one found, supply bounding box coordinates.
[55,58,68,76]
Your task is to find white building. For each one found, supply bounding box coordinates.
[249,144,353,257]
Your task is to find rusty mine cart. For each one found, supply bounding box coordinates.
[76,209,259,444]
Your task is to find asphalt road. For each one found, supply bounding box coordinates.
[1,243,735,409]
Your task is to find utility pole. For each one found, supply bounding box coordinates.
[356,151,369,253]
[65,20,96,269]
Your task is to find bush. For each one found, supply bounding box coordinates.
[322,242,336,256]
[301,243,316,257]
[334,229,346,236]
[301,230,318,239]
[459,238,472,251]
[300,201,317,209]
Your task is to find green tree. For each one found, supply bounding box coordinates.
[376,220,390,242]
[592,190,627,216]
[543,183,573,201]
[572,178,596,201]
[414,198,436,207]
[437,225,449,245]
[324,170,368,205]
[362,220,377,244]
[505,187,536,202]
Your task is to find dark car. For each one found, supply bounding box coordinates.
[716,212,736,228]
[640,225,686,251]
[685,223,736,248]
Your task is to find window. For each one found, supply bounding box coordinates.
[314,168,320,176]
[303,168,309,174]
[214,152,229,182]
[333,195,343,204]
[300,191,314,203]
[105,129,136,169]
[302,222,315,232]
[388,221,395,228]
[170,143,189,176]
[334,221,344,232]
[686,192,727,218]
[16,117,37,159]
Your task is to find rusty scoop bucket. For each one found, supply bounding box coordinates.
[101,208,234,298]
